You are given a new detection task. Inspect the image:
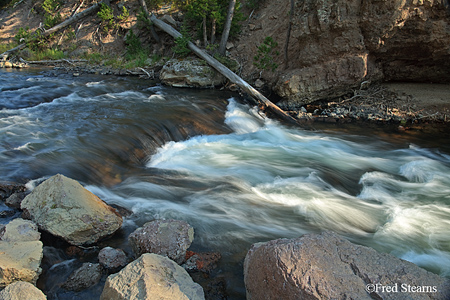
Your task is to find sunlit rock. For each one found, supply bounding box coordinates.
[0,281,47,300]
[100,253,205,300]
[20,174,123,246]
[160,58,225,88]
[128,219,194,264]
[244,231,450,300]
[0,219,43,288]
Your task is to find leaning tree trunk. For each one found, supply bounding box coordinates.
[1,1,104,56]
[218,0,236,55]
[140,7,298,124]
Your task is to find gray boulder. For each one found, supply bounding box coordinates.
[160,58,225,88]
[98,247,128,272]
[100,253,205,300]
[0,219,43,288]
[128,219,194,264]
[244,231,450,300]
[62,262,103,292]
[20,174,123,246]
[0,281,47,300]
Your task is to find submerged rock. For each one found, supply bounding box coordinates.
[0,281,47,300]
[20,174,122,246]
[0,219,43,287]
[100,253,205,300]
[244,231,450,300]
[62,262,103,292]
[128,219,194,264]
[160,58,225,88]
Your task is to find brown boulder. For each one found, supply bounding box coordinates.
[244,231,450,300]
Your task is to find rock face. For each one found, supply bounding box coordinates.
[100,253,205,300]
[244,231,450,300]
[160,58,225,88]
[0,281,47,300]
[232,0,450,106]
[0,219,43,288]
[20,174,122,246]
[128,219,194,264]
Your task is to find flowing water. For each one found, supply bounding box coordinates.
[1,68,450,299]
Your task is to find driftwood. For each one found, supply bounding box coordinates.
[140,6,298,124]
[1,1,103,56]
[19,58,87,65]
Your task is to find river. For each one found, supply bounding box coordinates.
[1,68,450,299]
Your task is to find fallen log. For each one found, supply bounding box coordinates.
[20,58,87,65]
[140,4,298,124]
[1,1,103,56]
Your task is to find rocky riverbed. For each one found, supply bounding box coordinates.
[2,174,450,299]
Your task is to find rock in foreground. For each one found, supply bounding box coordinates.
[0,281,47,300]
[21,174,122,246]
[128,219,194,264]
[0,219,43,288]
[244,231,450,300]
[100,253,205,300]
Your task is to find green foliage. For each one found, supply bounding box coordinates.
[174,0,243,44]
[44,12,62,29]
[253,36,279,72]
[14,26,31,44]
[144,0,164,11]
[98,3,116,32]
[137,9,153,30]
[214,53,240,72]
[117,6,129,22]
[42,0,61,14]
[172,24,191,57]
[83,52,104,64]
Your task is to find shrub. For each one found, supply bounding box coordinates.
[172,23,191,57]
[253,36,279,72]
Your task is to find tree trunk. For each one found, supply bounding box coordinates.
[203,15,208,46]
[143,11,298,124]
[218,0,236,55]
[210,18,216,45]
[1,1,103,56]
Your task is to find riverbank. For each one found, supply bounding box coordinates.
[10,60,450,134]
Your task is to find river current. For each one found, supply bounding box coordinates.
[1,68,450,299]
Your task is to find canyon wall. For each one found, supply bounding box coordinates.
[232,0,450,107]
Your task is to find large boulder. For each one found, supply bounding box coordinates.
[100,253,205,300]
[160,58,225,88]
[20,174,122,246]
[128,219,194,264]
[0,219,43,287]
[0,281,47,300]
[244,231,450,300]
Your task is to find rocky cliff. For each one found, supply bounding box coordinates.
[231,0,450,107]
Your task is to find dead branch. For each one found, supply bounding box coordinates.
[139,5,298,124]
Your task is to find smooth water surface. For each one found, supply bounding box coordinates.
[1,68,450,299]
